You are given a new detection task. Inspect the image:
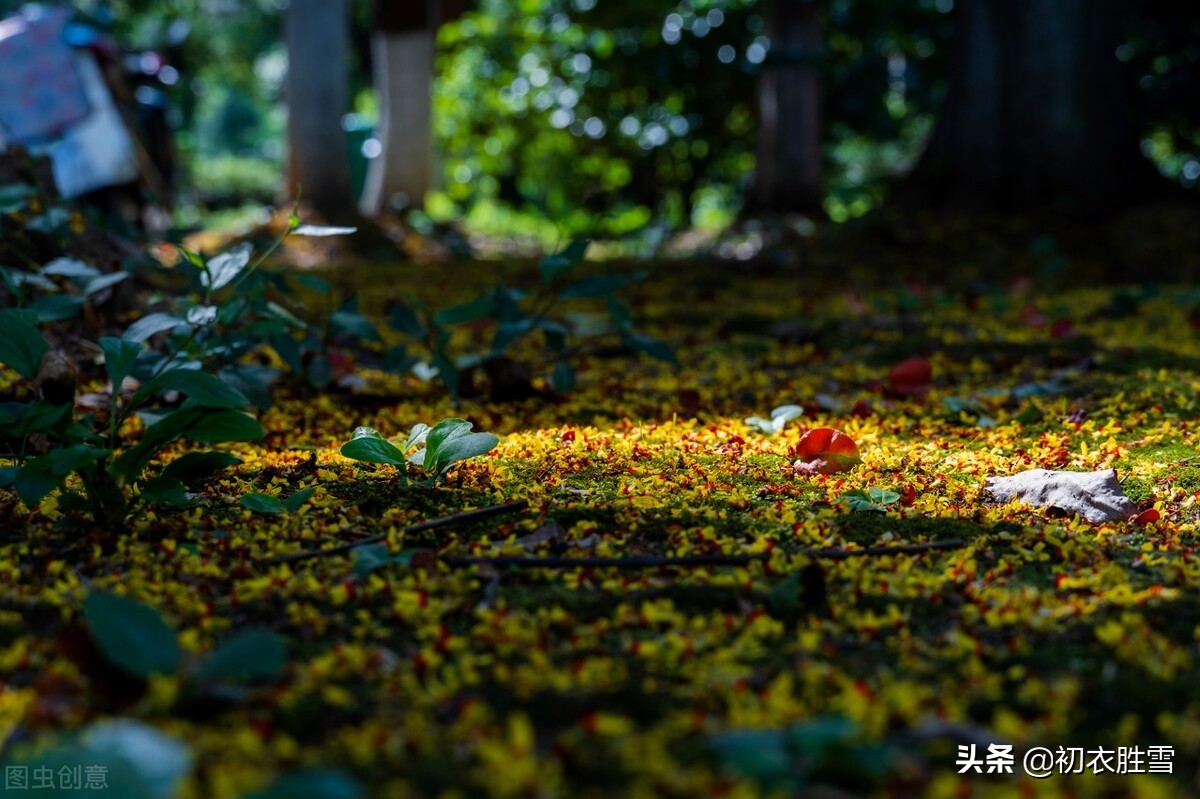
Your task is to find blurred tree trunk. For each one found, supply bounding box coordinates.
[286,0,353,220]
[359,1,470,216]
[359,1,434,216]
[752,0,823,215]
[902,0,1163,216]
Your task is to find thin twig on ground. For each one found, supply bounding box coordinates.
[442,538,966,570]
[257,499,529,567]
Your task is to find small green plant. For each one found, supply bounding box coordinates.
[339,418,499,486]
[839,487,901,513]
[385,239,675,399]
[239,487,316,515]
[0,316,263,529]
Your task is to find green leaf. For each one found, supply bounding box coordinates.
[112,408,207,485]
[141,475,188,505]
[281,487,316,513]
[388,302,426,338]
[0,308,50,378]
[17,401,71,433]
[557,271,644,299]
[292,273,332,293]
[540,239,590,283]
[186,409,265,444]
[83,591,181,678]
[14,445,107,505]
[202,243,253,291]
[841,487,901,513]
[551,361,576,394]
[196,629,287,683]
[423,418,499,476]
[100,337,143,392]
[341,427,409,470]
[623,331,678,367]
[162,451,242,485]
[124,312,185,342]
[83,271,130,296]
[240,493,287,514]
[433,294,496,327]
[243,769,364,799]
[0,182,36,213]
[330,296,380,341]
[605,295,632,332]
[41,257,97,280]
[134,368,250,410]
[28,294,85,321]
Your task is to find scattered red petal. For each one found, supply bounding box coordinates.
[888,357,933,395]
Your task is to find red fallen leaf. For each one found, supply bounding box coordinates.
[888,357,933,395]
[898,484,918,506]
[1049,318,1077,339]
[1133,508,1160,525]
[792,427,860,475]
[851,400,874,418]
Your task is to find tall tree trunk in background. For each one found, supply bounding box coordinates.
[753,0,823,215]
[286,0,353,220]
[359,0,438,216]
[902,0,1163,216]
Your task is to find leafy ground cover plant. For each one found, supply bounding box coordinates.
[0,318,264,528]
[340,418,499,486]
[384,239,676,399]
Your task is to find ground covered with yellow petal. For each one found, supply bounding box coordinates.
[4,253,1200,798]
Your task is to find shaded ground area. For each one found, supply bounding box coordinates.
[4,247,1200,798]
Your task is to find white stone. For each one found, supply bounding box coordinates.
[984,468,1136,523]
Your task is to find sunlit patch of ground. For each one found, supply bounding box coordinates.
[3,254,1200,797]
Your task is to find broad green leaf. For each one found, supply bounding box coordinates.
[100,337,143,392]
[124,312,185,342]
[162,451,242,485]
[330,306,380,341]
[623,331,678,367]
[41,257,98,280]
[281,487,316,513]
[341,427,408,469]
[202,242,253,291]
[186,410,265,444]
[18,401,71,433]
[83,271,130,296]
[0,308,50,378]
[389,302,426,338]
[141,475,188,506]
[557,271,644,299]
[351,544,416,579]
[433,294,496,327]
[196,629,287,683]
[423,418,499,476]
[841,487,901,513]
[0,182,36,213]
[135,368,250,410]
[28,294,85,321]
[405,423,431,451]
[292,273,332,293]
[112,408,206,485]
[83,591,181,678]
[240,493,287,514]
[605,295,632,332]
[14,445,106,505]
[540,239,590,283]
